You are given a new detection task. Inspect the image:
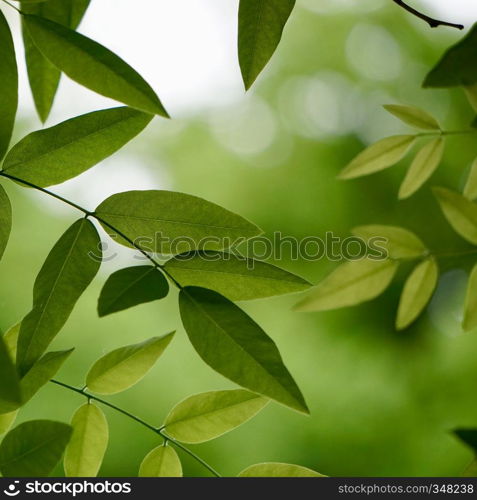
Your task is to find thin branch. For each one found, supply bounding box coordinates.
[392,0,464,30]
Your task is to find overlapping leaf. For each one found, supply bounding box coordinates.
[0,185,12,261]
[463,263,477,332]
[238,462,324,477]
[0,335,21,415]
[139,445,182,478]
[464,158,477,201]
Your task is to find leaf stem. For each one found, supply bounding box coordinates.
[391,0,464,30]
[50,379,222,477]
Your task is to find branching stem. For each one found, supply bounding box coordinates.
[392,0,464,30]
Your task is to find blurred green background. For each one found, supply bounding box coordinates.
[2,0,477,477]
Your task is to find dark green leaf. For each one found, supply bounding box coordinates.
[165,251,310,301]
[0,335,21,415]
[238,462,325,477]
[238,0,295,90]
[3,107,152,187]
[463,263,477,332]
[0,185,12,261]
[464,158,477,201]
[98,266,169,317]
[17,219,101,374]
[23,14,168,116]
[179,287,308,414]
[139,445,182,477]
[95,190,262,254]
[0,420,72,477]
[455,429,477,454]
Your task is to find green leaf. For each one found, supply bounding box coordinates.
[294,259,398,312]
[464,158,477,201]
[352,225,427,260]
[0,420,72,477]
[396,257,439,330]
[433,187,477,245]
[0,185,12,261]
[3,323,20,361]
[86,333,174,395]
[464,85,477,113]
[3,107,153,188]
[455,429,477,454]
[463,263,477,332]
[0,10,18,160]
[383,104,440,130]
[179,287,308,414]
[21,0,90,122]
[0,336,21,415]
[238,0,295,90]
[338,135,416,180]
[20,349,73,404]
[0,412,17,436]
[139,445,182,477]
[424,24,477,88]
[399,138,445,199]
[97,266,169,317]
[95,190,262,254]
[462,459,477,477]
[163,390,269,444]
[64,403,108,477]
[165,251,311,301]
[238,462,325,477]
[23,14,168,117]
[17,219,101,374]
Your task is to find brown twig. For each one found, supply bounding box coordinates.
[392,0,464,30]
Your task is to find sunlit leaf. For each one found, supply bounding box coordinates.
[3,107,153,187]
[383,104,440,130]
[464,158,477,201]
[64,403,108,477]
[396,257,439,330]
[399,138,445,199]
[86,333,174,395]
[464,85,477,114]
[179,287,308,414]
[165,251,311,301]
[17,219,101,374]
[0,10,18,160]
[164,390,269,444]
[97,266,169,317]
[463,263,477,331]
[433,187,477,245]
[0,420,72,477]
[0,336,21,415]
[238,0,295,90]
[3,323,19,361]
[338,135,416,180]
[139,445,182,477]
[238,462,325,477]
[352,225,427,260]
[95,190,262,254]
[0,185,12,261]
[0,413,17,436]
[294,259,398,312]
[23,14,168,116]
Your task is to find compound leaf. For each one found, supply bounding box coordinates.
[139,445,182,478]
[383,104,440,130]
[238,462,325,477]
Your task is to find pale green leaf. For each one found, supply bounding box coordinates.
[179,287,308,414]
[96,190,262,254]
[3,323,20,361]
[64,403,108,477]
[0,420,72,477]
[98,266,169,317]
[238,462,325,477]
[165,251,310,301]
[433,187,477,245]
[0,413,17,436]
[164,390,269,444]
[352,225,427,260]
[383,104,440,130]
[139,445,182,477]
[463,263,477,331]
[464,158,477,201]
[86,333,174,395]
[396,257,439,330]
[294,259,398,312]
[0,336,21,415]
[238,0,295,90]
[0,185,12,261]
[399,138,445,199]
[3,107,153,187]
[338,135,416,180]
[17,219,101,374]
[23,14,168,116]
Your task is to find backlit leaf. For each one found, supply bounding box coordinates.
[463,263,477,331]
[0,420,72,477]
[0,336,21,415]
[64,403,108,477]
[0,413,17,436]
[3,323,19,361]
[163,390,269,443]
[23,14,168,116]
[3,107,153,187]
[139,445,182,477]
[165,251,311,301]
[238,462,324,477]
[238,0,295,90]
[0,185,12,261]
[95,190,262,254]
[396,257,439,330]
[17,219,101,374]
[179,287,308,414]
[464,85,477,113]
[383,104,440,130]
[97,266,169,317]
[294,259,398,312]
[464,158,477,201]
[86,333,174,395]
